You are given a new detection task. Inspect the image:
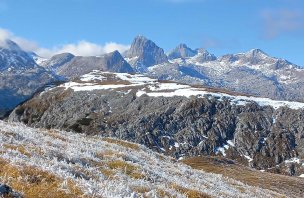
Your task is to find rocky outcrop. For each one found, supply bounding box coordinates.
[9,78,304,176]
[0,184,22,197]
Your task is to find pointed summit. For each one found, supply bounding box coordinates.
[102,50,134,73]
[168,44,197,59]
[245,49,268,58]
[195,48,217,62]
[125,35,168,70]
[242,49,270,64]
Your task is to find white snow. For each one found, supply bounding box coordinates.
[216,147,227,157]
[227,140,235,147]
[61,71,304,110]
[299,174,304,178]
[244,155,253,163]
[285,157,301,164]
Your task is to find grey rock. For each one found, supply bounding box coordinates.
[44,51,134,79]
[41,53,75,72]
[167,44,197,59]
[125,35,168,71]
[0,184,22,197]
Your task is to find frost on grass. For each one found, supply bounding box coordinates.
[0,121,283,197]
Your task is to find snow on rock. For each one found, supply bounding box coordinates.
[285,157,302,164]
[61,70,304,110]
[244,155,254,163]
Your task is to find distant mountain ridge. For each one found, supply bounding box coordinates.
[2,35,304,116]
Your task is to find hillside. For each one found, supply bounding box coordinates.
[8,71,304,177]
[0,121,283,197]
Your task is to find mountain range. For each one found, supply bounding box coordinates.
[38,35,304,103]
[1,36,304,174]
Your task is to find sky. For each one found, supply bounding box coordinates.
[0,0,303,65]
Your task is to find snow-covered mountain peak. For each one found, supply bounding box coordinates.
[246,48,268,57]
[168,43,197,59]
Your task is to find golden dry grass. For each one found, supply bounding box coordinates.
[107,160,145,180]
[0,158,87,198]
[182,156,303,197]
[3,144,31,157]
[170,183,211,198]
[103,138,140,150]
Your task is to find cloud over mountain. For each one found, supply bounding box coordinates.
[0,28,130,58]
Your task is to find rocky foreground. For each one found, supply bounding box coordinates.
[8,71,304,177]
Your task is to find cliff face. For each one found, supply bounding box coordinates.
[8,72,304,176]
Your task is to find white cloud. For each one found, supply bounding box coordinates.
[0,28,130,58]
[261,9,304,39]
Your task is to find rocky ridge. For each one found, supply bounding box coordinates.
[8,71,304,177]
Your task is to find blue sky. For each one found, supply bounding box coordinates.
[0,0,303,65]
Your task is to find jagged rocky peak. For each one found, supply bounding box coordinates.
[244,48,269,60]
[125,35,168,69]
[195,48,217,62]
[167,43,197,59]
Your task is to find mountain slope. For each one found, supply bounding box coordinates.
[41,50,134,79]
[0,120,281,197]
[9,71,304,177]
[0,39,58,118]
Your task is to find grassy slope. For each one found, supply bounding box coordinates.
[0,121,282,198]
[183,156,304,198]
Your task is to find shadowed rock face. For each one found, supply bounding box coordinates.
[9,83,304,176]
[125,35,168,70]
[43,51,134,79]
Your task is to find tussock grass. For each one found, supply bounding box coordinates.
[0,158,86,198]
[183,156,303,197]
